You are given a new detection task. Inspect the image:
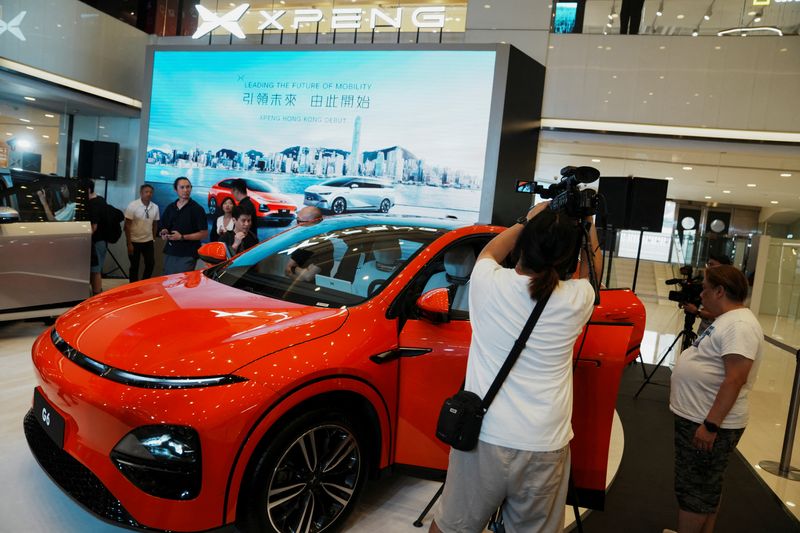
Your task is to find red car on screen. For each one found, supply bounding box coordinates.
[207,177,296,225]
[26,215,645,533]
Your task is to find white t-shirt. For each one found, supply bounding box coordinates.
[125,199,159,243]
[466,258,594,452]
[670,307,763,429]
[216,215,235,234]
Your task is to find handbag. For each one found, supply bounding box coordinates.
[435,294,550,451]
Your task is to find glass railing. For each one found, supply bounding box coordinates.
[552,0,800,37]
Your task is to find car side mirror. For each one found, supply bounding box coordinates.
[416,288,450,323]
[198,242,229,265]
[0,206,20,223]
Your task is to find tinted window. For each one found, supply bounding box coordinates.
[218,179,234,188]
[208,222,443,307]
[244,179,275,193]
[6,170,88,223]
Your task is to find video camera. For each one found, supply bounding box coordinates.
[533,166,600,219]
[666,265,703,307]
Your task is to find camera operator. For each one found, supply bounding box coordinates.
[669,265,763,533]
[681,254,732,336]
[431,202,602,533]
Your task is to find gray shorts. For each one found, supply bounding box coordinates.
[435,440,570,533]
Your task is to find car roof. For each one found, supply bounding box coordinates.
[310,213,475,232]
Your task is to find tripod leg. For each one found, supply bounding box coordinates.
[413,482,444,527]
[634,331,683,399]
[637,351,647,379]
[568,473,584,533]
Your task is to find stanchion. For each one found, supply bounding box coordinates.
[759,338,800,481]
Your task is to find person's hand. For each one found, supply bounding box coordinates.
[168,230,182,241]
[234,231,246,244]
[684,303,699,315]
[127,242,134,255]
[693,424,717,452]
[219,227,227,235]
[159,229,169,240]
[527,200,551,221]
[36,189,46,202]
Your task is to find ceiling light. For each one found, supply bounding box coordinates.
[19,118,30,123]
[607,21,612,27]
[692,29,699,37]
[723,190,731,193]
[44,113,55,118]
[780,173,792,177]
[612,75,618,79]
[42,135,50,139]
[677,14,685,20]
[656,9,663,16]
[26,126,34,130]
[682,166,693,170]
[24,96,36,101]
[771,200,779,204]
[659,45,666,50]
[649,92,654,96]
[659,75,665,79]
[704,196,712,199]
[747,183,757,188]
[780,48,788,52]
[5,132,12,136]
[643,100,648,104]
[718,27,782,36]
[484,4,491,8]
[714,45,721,50]
[747,11,757,16]
[754,12,762,23]
[591,159,601,163]
[665,176,674,180]
[16,139,33,150]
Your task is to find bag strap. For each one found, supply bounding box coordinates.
[479,293,550,411]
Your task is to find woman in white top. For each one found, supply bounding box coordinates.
[211,197,235,241]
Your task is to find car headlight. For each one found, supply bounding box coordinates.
[318,191,332,196]
[111,425,201,500]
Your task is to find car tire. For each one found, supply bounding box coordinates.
[208,197,218,215]
[238,409,367,533]
[331,197,347,215]
[379,199,391,213]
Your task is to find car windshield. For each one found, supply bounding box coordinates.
[319,177,351,187]
[206,220,444,307]
[244,179,274,193]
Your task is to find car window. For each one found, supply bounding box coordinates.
[5,170,88,223]
[208,223,444,307]
[244,179,274,193]
[218,180,233,188]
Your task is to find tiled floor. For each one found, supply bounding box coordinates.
[0,293,797,531]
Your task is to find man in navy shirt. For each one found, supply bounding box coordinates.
[159,177,208,275]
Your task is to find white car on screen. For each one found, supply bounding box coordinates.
[304,177,395,215]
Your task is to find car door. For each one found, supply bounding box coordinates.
[391,237,489,471]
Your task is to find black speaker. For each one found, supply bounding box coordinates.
[597,176,631,229]
[627,178,668,231]
[77,139,119,181]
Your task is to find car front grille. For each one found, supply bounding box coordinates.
[23,409,141,528]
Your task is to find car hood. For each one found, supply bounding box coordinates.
[253,191,294,205]
[55,271,348,377]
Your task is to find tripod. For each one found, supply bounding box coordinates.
[100,179,128,279]
[634,310,697,399]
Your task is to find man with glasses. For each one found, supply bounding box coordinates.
[124,184,160,282]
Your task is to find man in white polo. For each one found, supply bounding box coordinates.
[124,184,160,282]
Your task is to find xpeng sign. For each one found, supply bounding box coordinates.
[192,3,448,39]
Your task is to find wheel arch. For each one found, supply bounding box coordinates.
[224,377,390,525]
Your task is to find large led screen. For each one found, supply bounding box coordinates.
[144,49,497,239]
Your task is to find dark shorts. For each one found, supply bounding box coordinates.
[674,415,744,514]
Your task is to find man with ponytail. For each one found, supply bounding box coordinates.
[431,201,602,533]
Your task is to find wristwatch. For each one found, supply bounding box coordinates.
[703,419,719,433]
[516,214,529,225]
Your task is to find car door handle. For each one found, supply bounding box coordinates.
[369,348,431,364]
[574,358,601,368]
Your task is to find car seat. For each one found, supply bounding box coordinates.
[422,245,476,313]
[352,238,402,297]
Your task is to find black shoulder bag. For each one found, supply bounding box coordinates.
[435,294,551,451]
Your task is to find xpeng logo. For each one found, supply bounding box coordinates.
[192,3,249,39]
[0,10,26,41]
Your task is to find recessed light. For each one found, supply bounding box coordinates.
[659,45,666,50]
[597,45,603,49]
[42,135,50,139]
[484,4,491,8]
[648,92,654,96]
[643,100,648,104]
[5,132,12,136]
[26,126,34,130]
[723,190,731,193]
[771,200,779,204]
[548,45,554,49]
[659,75,665,79]
[99,125,105,129]
[682,166,693,170]
[780,48,788,52]
[677,14,685,19]
[19,118,30,123]
[603,99,609,103]
[780,173,792,177]
[704,196,712,199]
[747,183,757,187]
[692,30,698,37]
[747,11,757,16]
[24,96,36,101]
[665,177,674,180]
[612,75,618,79]
[714,46,721,50]
[591,159,601,163]
[44,113,55,118]
[787,501,797,508]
